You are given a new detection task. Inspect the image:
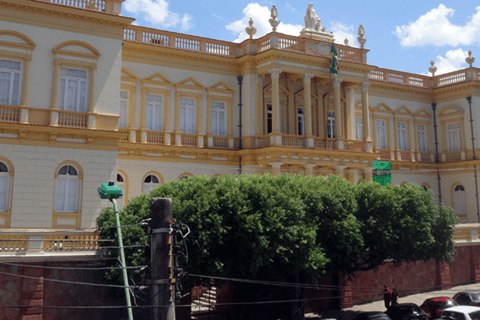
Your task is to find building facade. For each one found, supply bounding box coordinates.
[1,0,480,241]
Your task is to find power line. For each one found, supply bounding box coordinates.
[0,261,148,271]
[0,270,142,289]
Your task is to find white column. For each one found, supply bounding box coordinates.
[360,82,372,152]
[269,68,282,146]
[331,77,344,149]
[345,87,355,140]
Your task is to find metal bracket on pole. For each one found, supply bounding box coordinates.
[152,228,173,234]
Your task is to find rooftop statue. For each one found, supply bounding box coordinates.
[304,3,325,32]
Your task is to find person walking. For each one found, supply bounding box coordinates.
[382,285,392,309]
[391,288,399,305]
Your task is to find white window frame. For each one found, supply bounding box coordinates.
[143,174,160,194]
[119,90,129,128]
[446,123,462,152]
[55,165,79,213]
[0,58,22,106]
[297,107,305,136]
[376,119,387,149]
[0,162,10,212]
[454,184,466,215]
[397,122,408,151]
[211,100,226,136]
[146,93,163,131]
[417,124,428,152]
[179,97,195,134]
[58,67,89,113]
[355,117,363,141]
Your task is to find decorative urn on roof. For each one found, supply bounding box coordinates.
[245,17,257,39]
[269,5,280,32]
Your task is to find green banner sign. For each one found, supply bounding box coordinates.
[372,161,391,186]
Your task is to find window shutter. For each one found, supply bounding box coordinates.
[55,179,66,212]
[219,110,225,136]
[79,80,87,112]
[0,176,7,211]
[146,104,153,130]
[187,108,195,133]
[66,80,78,111]
[119,100,127,128]
[12,73,20,106]
[58,79,66,110]
[454,190,465,215]
[212,110,217,136]
[0,72,9,105]
[66,178,78,212]
[179,107,186,132]
[154,105,162,131]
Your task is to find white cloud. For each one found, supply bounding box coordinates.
[330,22,358,47]
[123,0,192,31]
[226,3,302,43]
[394,4,480,47]
[429,49,468,75]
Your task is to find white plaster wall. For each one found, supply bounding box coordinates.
[441,171,479,222]
[0,20,123,115]
[118,158,239,201]
[242,73,257,137]
[121,61,240,136]
[0,143,117,229]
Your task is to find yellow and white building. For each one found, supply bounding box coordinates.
[1,0,480,254]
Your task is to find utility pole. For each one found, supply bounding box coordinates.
[151,198,175,320]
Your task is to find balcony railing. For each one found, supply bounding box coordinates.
[400,151,411,161]
[282,134,306,148]
[58,110,88,128]
[313,138,336,150]
[147,130,164,145]
[179,133,197,147]
[0,105,20,123]
[257,135,271,148]
[445,151,463,162]
[375,149,391,160]
[212,136,229,149]
[418,152,434,163]
[36,0,106,12]
[344,140,366,152]
[0,230,107,255]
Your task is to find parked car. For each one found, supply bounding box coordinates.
[386,303,428,320]
[453,292,480,307]
[354,312,392,320]
[420,297,459,319]
[441,306,480,320]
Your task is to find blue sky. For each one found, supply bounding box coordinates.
[122,0,480,76]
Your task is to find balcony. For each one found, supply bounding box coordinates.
[0,105,21,123]
[453,223,480,245]
[0,229,108,260]
[35,0,123,15]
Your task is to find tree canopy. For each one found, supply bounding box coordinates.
[97,173,457,290]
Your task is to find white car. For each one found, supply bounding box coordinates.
[441,306,480,320]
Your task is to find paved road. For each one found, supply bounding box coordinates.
[304,282,480,320]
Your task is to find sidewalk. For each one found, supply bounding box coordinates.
[305,282,480,320]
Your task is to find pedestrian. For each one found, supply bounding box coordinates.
[391,288,398,305]
[382,285,392,309]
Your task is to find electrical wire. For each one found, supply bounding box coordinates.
[0,261,148,271]
[0,270,143,289]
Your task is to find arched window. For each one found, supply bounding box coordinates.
[0,162,10,212]
[422,185,428,191]
[143,174,160,194]
[117,173,125,211]
[454,184,466,215]
[55,165,79,212]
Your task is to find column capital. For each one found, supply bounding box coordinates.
[256,74,265,84]
[303,73,314,83]
[345,86,355,96]
[268,68,282,79]
[360,82,371,92]
[330,77,343,87]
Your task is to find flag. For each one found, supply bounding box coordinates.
[330,44,338,76]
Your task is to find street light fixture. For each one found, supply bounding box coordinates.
[98,182,134,320]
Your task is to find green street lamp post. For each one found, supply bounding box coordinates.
[98,181,134,320]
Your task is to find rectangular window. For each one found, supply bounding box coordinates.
[146,93,163,131]
[376,119,387,149]
[397,122,408,151]
[0,175,8,211]
[212,101,226,136]
[355,117,363,141]
[417,124,428,152]
[55,177,78,213]
[328,111,335,138]
[119,90,128,128]
[446,123,462,152]
[179,97,195,133]
[58,67,88,112]
[297,107,305,136]
[0,59,22,106]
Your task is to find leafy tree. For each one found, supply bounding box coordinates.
[96,174,457,320]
